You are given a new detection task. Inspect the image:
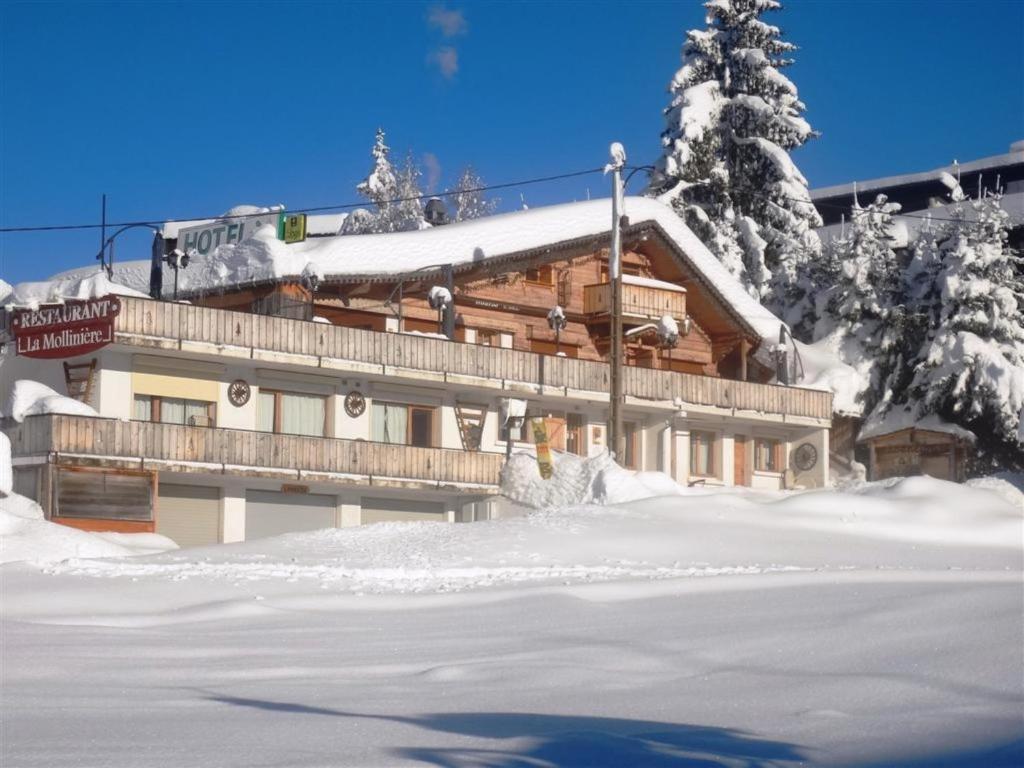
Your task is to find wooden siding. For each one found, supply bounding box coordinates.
[6,414,504,488]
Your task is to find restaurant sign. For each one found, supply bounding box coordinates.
[12,296,122,359]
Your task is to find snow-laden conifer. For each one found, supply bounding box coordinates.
[349,131,427,233]
[648,0,822,315]
[450,166,498,222]
[871,180,1024,470]
[811,195,906,412]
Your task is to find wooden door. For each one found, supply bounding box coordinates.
[734,436,747,486]
[545,417,567,451]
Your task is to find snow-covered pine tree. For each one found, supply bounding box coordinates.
[390,152,428,231]
[813,195,906,412]
[648,0,822,319]
[348,131,427,233]
[450,166,498,222]
[902,184,1024,470]
[351,128,399,233]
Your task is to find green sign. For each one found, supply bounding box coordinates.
[282,213,307,244]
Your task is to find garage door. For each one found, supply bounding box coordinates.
[157,484,220,548]
[245,490,337,540]
[361,496,446,524]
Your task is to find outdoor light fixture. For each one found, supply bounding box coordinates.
[547,305,567,355]
[162,248,193,301]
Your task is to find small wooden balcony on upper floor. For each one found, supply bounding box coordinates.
[582,277,687,325]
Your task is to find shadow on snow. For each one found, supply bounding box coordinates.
[204,692,805,767]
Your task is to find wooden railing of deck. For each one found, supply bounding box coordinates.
[7,414,505,488]
[3,297,831,421]
[582,281,687,320]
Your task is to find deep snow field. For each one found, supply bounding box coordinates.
[1,464,1022,767]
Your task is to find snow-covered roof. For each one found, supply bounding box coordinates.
[4,271,148,311]
[622,274,686,293]
[811,143,1024,200]
[859,406,976,443]
[41,197,787,345]
[12,197,854,410]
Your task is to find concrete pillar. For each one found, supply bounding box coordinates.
[659,423,672,475]
[338,495,361,527]
[221,488,246,543]
[673,428,690,485]
[722,433,736,487]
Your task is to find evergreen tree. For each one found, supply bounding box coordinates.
[648,0,822,316]
[349,131,427,233]
[391,152,428,231]
[450,166,499,222]
[354,128,398,231]
[869,180,1024,471]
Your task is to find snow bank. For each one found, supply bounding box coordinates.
[6,380,97,422]
[0,432,10,496]
[5,269,147,310]
[795,336,864,415]
[500,450,689,509]
[0,493,176,564]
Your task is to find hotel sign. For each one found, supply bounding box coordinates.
[12,296,121,359]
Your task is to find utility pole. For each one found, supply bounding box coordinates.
[608,143,626,463]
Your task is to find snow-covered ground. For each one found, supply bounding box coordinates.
[2,471,1022,767]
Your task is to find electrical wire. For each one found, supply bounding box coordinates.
[0,167,606,234]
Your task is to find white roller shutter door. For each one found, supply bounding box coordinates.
[157,484,220,548]
[245,490,337,540]
[361,497,446,524]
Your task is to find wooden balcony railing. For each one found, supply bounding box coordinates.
[582,281,687,322]
[6,414,504,488]
[3,297,832,421]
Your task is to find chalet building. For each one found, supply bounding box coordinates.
[2,198,835,548]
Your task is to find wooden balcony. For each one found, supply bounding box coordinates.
[1,297,832,422]
[6,414,504,490]
[583,279,687,323]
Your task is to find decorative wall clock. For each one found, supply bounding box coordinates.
[792,442,818,472]
[228,379,251,407]
[345,390,366,418]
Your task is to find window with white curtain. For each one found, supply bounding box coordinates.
[755,438,781,472]
[690,431,716,477]
[371,402,433,447]
[257,390,326,437]
[133,394,214,426]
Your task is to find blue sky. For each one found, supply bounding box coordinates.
[2,0,1022,284]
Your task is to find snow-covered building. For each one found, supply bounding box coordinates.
[813,140,1024,252]
[1,197,836,547]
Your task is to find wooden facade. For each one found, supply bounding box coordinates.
[111,297,832,421]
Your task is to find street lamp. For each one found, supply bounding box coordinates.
[607,142,627,463]
[95,223,159,280]
[162,248,192,301]
[547,305,567,355]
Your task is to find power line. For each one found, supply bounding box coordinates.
[0,167,606,234]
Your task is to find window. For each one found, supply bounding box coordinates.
[525,264,555,286]
[257,390,326,437]
[566,413,584,456]
[755,438,782,472]
[133,394,215,427]
[371,402,434,447]
[690,431,716,477]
